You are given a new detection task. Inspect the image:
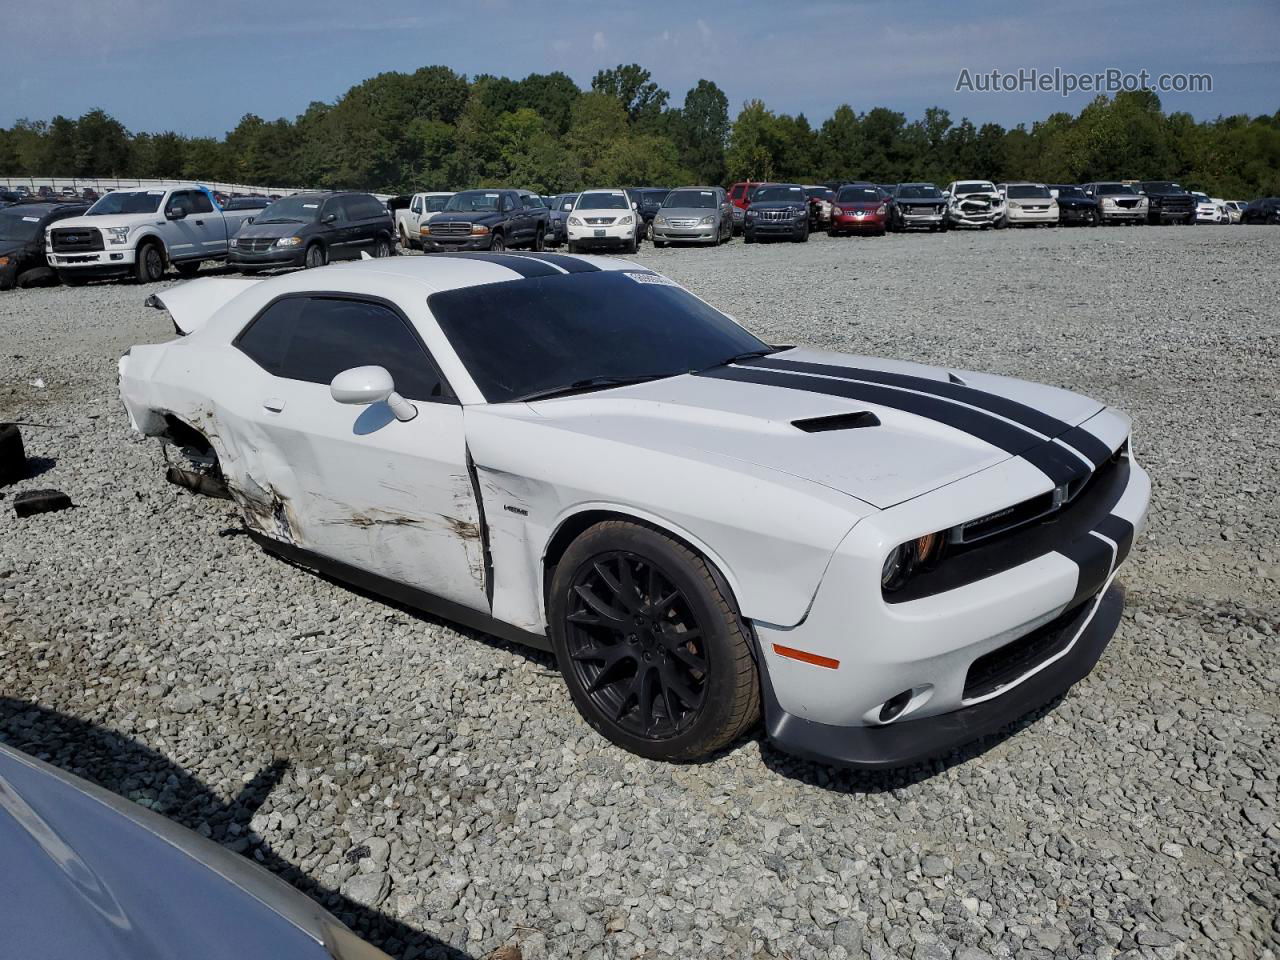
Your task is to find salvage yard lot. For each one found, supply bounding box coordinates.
[1,227,1277,960]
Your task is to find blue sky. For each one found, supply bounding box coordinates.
[2,0,1276,135]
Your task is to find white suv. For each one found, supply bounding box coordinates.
[567,189,639,254]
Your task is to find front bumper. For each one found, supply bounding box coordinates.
[1099,204,1146,222]
[567,224,634,247]
[653,223,717,243]
[830,212,886,231]
[1060,205,1097,223]
[898,208,945,228]
[757,423,1151,768]
[47,249,136,272]
[228,247,305,268]
[421,236,496,251]
[744,218,807,238]
[1006,207,1058,224]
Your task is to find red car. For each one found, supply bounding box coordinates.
[828,182,888,236]
[726,180,764,234]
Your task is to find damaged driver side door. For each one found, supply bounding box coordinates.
[230,293,489,612]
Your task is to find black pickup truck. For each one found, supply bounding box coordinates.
[1138,181,1196,225]
[419,189,547,252]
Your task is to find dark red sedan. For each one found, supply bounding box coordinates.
[828,182,887,236]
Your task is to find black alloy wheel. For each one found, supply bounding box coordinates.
[304,243,327,268]
[373,237,391,258]
[565,551,707,740]
[551,521,760,760]
[489,232,506,252]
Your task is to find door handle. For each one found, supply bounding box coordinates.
[263,398,285,413]
[195,219,205,225]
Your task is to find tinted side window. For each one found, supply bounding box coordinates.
[190,191,215,214]
[321,198,346,223]
[523,194,544,209]
[238,297,450,402]
[349,195,385,220]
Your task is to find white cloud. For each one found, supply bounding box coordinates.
[592,30,607,52]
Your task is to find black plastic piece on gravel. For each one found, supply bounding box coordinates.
[13,489,72,517]
[0,422,26,487]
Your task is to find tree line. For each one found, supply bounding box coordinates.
[2,64,1277,198]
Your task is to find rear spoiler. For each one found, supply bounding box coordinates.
[145,277,262,335]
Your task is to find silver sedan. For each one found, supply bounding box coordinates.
[652,187,733,246]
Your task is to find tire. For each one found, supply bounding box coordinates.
[373,237,391,258]
[743,232,754,244]
[304,243,327,269]
[567,241,578,254]
[625,234,638,255]
[1089,210,1100,227]
[1,421,27,487]
[174,260,201,278]
[533,225,545,252]
[794,223,809,243]
[489,232,506,253]
[549,520,760,761]
[399,226,414,250]
[134,242,164,284]
[646,221,655,242]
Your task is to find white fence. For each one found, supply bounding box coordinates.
[1,176,314,197]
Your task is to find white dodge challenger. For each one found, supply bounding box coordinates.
[120,252,1151,768]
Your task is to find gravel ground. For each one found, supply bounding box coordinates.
[1,226,1277,960]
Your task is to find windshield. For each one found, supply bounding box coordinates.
[1142,181,1182,193]
[1095,183,1136,195]
[751,185,806,203]
[954,182,994,195]
[86,191,163,216]
[576,192,629,210]
[1006,184,1051,199]
[425,195,451,212]
[430,271,769,404]
[256,196,324,222]
[445,191,503,213]
[896,185,942,199]
[662,190,717,209]
[0,210,45,241]
[836,186,880,203]
[1056,186,1085,198]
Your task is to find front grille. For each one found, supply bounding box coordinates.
[429,221,472,237]
[757,210,793,222]
[959,199,991,212]
[235,238,276,253]
[904,205,940,216]
[1115,199,1139,209]
[964,600,1092,699]
[584,216,616,225]
[50,227,103,253]
[667,218,702,228]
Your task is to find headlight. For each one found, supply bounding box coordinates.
[470,224,490,235]
[107,226,129,244]
[655,215,667,224]
[275,236,303,247]
[794,208,806,218]
[0,256,10,266]
[832,206,844,216]
[876,204,887,215]
[745,210,757,219]
[228,237,238,247]
[1103,198,1116,207]
[881,531,946,593]
[698,215,713,225]
[568,216,582,226]
[619,215,633,225]
[1138,198,1149,207]
[1008,201,1021,209]
[419,224,431,236]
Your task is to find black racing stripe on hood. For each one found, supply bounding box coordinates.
[696,365,1086,485]
[506,251,600,273]
[743,355,1115,468]
[425,251,561,278]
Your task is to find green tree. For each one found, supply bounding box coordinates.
[675,79,729,183]
[591,64,669,126]
[72,109,131,177]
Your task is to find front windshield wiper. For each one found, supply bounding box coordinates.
[257,217,303,224]
[510,374,672,404]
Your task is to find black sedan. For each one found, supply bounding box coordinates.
[0,200,89,290]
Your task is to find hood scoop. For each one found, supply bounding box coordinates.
[791,411,880,433]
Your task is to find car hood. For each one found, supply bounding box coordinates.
[514,348,1107,509]
[431,210,500,224]
[748,201,805,211]
[953,191,999,201]
[0,743,354,960]
[55,212,159,231]
[236,220,312,240]
[895,196,944,206]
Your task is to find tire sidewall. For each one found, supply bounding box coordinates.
[549,522,755,761]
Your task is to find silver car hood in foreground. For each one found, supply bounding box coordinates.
[518,348,1105,509]
[0,742,377,960]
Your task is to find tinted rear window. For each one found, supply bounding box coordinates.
[428,272,767,404]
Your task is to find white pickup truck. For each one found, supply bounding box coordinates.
[395,191,453,249]
[46,186,258,284]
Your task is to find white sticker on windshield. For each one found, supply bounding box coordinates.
[700,191,713,196]
[485,193,499,198]
[303,203,318,208]
[624,271,677,286]
[148,190,165,195]
[22,216,39,222]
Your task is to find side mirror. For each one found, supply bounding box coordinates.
[321,212,337,224]
[632,201,639,210]
[246,216,255,224]
[330,365,417,422]
[166,205,187,220]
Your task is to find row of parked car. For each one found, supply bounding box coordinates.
[2,178,1278,291]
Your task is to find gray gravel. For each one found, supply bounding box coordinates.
[2,226,1278,960]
